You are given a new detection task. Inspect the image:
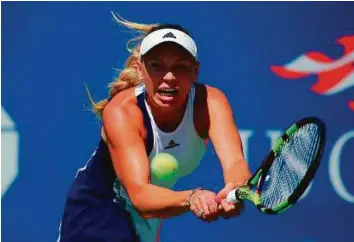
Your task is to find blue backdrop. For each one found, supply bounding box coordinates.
[2,2,354,242]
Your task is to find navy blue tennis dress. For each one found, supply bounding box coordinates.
[57,84,206,242]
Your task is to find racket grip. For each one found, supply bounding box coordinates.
[226,188,239,203]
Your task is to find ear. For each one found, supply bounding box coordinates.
[133,59,144,81]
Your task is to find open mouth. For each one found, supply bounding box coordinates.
[158,88,178,97]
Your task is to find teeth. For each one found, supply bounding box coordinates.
[161,88,176,92]
[159,88,177,96]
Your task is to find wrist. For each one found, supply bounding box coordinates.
[185,187,203,208]
[225,182,243,188]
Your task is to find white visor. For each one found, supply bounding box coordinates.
[140,28,197,59]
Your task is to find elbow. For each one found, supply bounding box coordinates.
[130,193,145,214]
[132,201,150,219]
[131,204,156,220]
[130,192,155,219]
[139,212,155,219]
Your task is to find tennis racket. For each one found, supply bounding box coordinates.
[226,117,326,214]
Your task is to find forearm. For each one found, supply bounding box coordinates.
[223,158,252,186]
[130,184,193,219]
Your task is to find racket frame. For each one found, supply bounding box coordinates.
[235,117,326,215]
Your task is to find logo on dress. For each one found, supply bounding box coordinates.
[164,139,180,150]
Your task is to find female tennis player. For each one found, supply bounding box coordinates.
[58,13,251,242]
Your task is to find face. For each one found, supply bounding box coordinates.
[137,42,199,111]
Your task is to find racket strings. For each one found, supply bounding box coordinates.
[261,123,320,209]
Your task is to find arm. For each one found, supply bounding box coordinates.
[102,101,191,219]
[206,86,252,187]
[205,86,252,217]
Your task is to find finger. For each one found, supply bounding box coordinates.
[202,204,219,222]
[203,214,218,222]
[194,200,204,217]
[192,207,204,218]
[206,199,218,214]
[215,188,228,202]
[214,195,222,204]
[190,204,199,217]
[190,201,204,217]
[220,200,244,219]
[216,183,236,202]
[221,199,236,213]
[199,196,211,216]
[217,203,224,211]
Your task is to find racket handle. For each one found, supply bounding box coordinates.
[226,188,239,203]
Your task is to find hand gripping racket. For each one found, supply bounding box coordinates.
[226,117,326,214]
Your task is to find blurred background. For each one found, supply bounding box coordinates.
[2,2,353,242]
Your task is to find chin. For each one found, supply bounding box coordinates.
[153,95,181,111]
[156,101,179,110]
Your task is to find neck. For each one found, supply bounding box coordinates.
[147,98,188,133]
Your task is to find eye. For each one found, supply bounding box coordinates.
[149,61,164,71]
[174,64,190,72]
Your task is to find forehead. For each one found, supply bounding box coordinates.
[142,42,195,62]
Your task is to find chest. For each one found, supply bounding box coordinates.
[148,126,206,188]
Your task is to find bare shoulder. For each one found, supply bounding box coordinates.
[194,83,230,113]
[101,87,144,142]
[204,85,234,120]
[204,84,229,105]
[193,83,233,139]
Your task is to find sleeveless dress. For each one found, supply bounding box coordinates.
[58,84,206,242]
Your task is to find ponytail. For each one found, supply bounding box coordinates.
[87,12,158,117]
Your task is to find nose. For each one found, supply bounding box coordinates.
[163,72,176,82]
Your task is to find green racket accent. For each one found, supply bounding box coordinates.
[277,204,292,214]
[285,123,298,137]
[237,169,263,205]
[272,124,298,154]
[253,192,261,205]
[259,199,291,214]
[249,169,263,186]
[237,187,260,205]
[272,138,284,154]
[237,117,325,216]
[273,199,292,213]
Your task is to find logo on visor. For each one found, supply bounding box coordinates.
[163,32,177,39]
[271,35,354,111]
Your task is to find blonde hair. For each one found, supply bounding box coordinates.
[87,12,158,117]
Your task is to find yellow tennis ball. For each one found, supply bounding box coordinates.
[151,152,179,181]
